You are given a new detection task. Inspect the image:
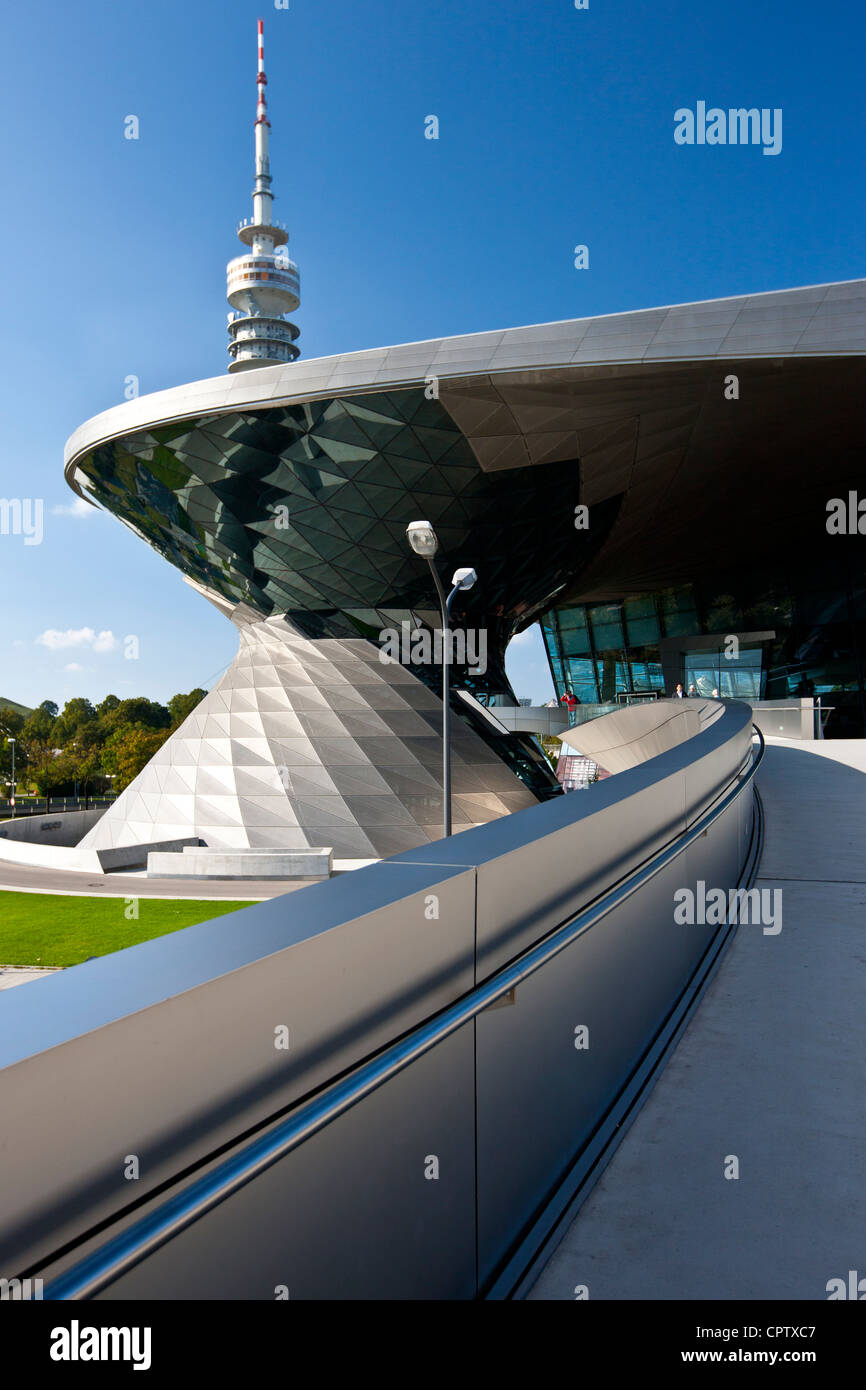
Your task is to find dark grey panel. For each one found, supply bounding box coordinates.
[93,1028,476,1301]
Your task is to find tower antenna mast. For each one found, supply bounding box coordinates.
[226,18,300,371]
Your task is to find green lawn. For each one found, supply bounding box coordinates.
[0,893,255,967]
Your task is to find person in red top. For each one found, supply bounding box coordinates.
[560,688,579,726]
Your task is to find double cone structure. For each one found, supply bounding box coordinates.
[79,606,536,860]
[64,15,866,868]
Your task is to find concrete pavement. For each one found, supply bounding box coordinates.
[0,859,379,899]
[0,965,61,992]
[528,739,866,1301]
[0,861,301,900]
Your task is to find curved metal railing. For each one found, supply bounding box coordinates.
[44,726,765,1300]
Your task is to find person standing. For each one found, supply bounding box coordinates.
[560,688,579,726]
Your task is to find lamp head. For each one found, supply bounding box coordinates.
[406,520,439,558]
[452,567,477,591]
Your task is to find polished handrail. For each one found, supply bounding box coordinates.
[751,704,835,711]
[44,725,765,1300]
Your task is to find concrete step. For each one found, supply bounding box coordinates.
[146,848,333,880]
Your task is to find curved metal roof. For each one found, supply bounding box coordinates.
[65,278,866,495]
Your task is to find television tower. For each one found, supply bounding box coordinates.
[226,19,300,371]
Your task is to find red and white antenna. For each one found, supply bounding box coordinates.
[226,18,301,371]
[255,18,269,127]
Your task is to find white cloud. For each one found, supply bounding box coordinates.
[52,497,96,518]
[64,662,84,672]
[509,625,538,647]
[35,627,118,653]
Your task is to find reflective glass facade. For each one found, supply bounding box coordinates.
[544,558,866,736]
[62,281,866,857]
[76,389,614,694]
[542,587,713,700]
[69,295,866,752]
[74,389,621,800]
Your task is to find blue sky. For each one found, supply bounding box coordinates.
[0,0,863,709]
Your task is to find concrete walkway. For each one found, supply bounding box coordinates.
[0,863,300,899]
[0,965,61,992]
[528,739,866,1301]
[0,860,377,899]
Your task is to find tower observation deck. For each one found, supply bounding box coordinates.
[226,19,300,372]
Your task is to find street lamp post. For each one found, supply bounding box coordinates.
[6,737,15,818]
[406,521,477,838]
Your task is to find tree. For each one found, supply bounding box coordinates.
[21,704,57,745]
[103,725,168,791]
[540,735,561,770]
[22,744,66,797]
[0,706,24,738]
[56,744,105,796]
[168,688,207,728]
[0,688,194,793]
[100,697,170,733]
[0,707,24,784]
[54,697,97,745]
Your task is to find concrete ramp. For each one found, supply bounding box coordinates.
[528,738,866,1301]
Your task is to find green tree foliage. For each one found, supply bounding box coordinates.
[168,688,207,728]
[0,707,24,785]
[53,698,97,745]
[22,743,66,796]
[0,706,24,738]
[21,702,57,745]
[51,745,105,796]
[540,735,562,770]
[99,697,171,733]
[103,725,167,791]
[2,688,208,797]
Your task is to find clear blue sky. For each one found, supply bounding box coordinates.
[0,0,863,709]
